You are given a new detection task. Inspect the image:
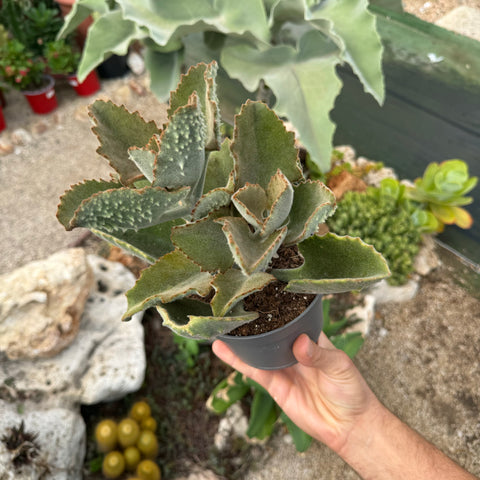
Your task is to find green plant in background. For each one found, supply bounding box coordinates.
[405,159,478,232]
[0,39,46,90]
[57,61,390,341]
[57,0,384,172]
[44,39,81,75]
[207,298,364,452]
[327,178,421,286]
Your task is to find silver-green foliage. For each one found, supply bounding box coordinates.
[57,0,384,172]
[57,61,390,340]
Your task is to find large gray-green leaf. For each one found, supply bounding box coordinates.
[273,233,390,294]
[231,101,303,189]
[191,188,233,221]
[203,138,235,193]
[211,269,276,316]
[168,62,221,150]
[222,31,342,173]
[285,180,336,244]
[90,100,161,185]
[90,220,184,264]
[171,214,234,272]
[123,250,213,320]
[117,0,270,46]
[128,146,157,183]
[158,300,258,339]
[57,179,122,230]
[219,217,288,275]
[232,184,268,231]
[56,0,109,39]
[77,9,145,82]
[306,0,385,104]
[153,93,207,202]
[263,170,294,236]
[72,185,192,232]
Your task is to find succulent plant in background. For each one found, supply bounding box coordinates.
[44,39,81,75]
[57,61,390,341]
[405,159,478,232]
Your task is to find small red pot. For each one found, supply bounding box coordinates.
[23,75,58,114]
[67,70,101,96]
[0,106,6,133]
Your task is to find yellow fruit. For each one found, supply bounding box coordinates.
[136,430,158,459]
[129,401,152,423]
[140,417,157,432]
[94,419,117,453]
[102,451,125,479]
[123,445,141,471]
[136,459,161,480]
[117,418,141,448]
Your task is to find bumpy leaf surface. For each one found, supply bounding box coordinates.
[273,233,390,294]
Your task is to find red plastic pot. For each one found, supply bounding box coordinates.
[0,106,6,133]
[23,75,58,114]
[67,70,101,96]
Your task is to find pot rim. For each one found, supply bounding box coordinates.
[22,75,55,95]
[218,294,322,341]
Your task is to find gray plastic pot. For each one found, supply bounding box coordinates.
[217,295,323,370]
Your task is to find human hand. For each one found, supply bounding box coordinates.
[212,332,382,454]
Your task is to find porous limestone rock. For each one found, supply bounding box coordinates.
[0,249,94,360]
[0,254,146,409]
[0,400,85,480]
[368,278,419,305]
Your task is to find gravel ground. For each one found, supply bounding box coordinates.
[403,0,480,22]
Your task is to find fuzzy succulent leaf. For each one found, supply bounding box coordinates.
[232,184,268,231]
[219,217,288,275]
[211,269,276,317]
[90,220,184,264]
[171,214,234,272]
[153,93,207,203]
[72,185,192,232]
[203,138,235,193]
[168,62,221,150]
[157,300,258,340]
[273,233,390,294]
[285,180,336,245]
[57,179,122,230]
[128,145,157,183]
[191,189,233,221]
[429,204,473,229]
[263,170,294,236]
[90,100,162,185]
[231,100,303,190]
[123,250,213,320]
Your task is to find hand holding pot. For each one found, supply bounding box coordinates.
[213,333,477,480]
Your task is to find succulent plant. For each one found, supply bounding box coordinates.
[405,159,477,231]
[57,61,390,340]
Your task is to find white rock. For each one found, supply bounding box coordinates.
[214,403,249,451]
[0,400,85,480]
[0,254,145,408]
[0,249,94,360]
[345,294,375,336]
[414,235,441,276]
[10,128,33,146]
[368,278,419,305]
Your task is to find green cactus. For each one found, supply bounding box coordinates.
[406,159,478,232]
[57,61,390,340]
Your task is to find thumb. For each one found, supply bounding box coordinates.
[293,333,352,375]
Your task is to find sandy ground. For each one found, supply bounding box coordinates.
[404,0,480,22]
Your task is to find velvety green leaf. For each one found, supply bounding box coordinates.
[232,184,268,231]
[273,233,391,294]
[306,0,385,104]
[128,146,157,183]
[191,188,233,221]
[57,0,108,39]
[57,179,121,230]
[223,36,342,173]
[117,0,270,46]
[90,220,184,264]
[219,217,288,275]
[203,138,235,193]
[171,214,234,272]
[78,9,145,82]
[262,170,294,236]
[231,101,303,190]
[158,300,258,339]
[285,180,336,244]
[123,250,213,320]
[90,100,162,185]
[72,185,192,232]
[153,93,207,202]
[247,390,279,440]
[211,269,276,317]
[280,412,312,452]
[144,46,183,102]
[168,62,221,150]
[206,371,250,414]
